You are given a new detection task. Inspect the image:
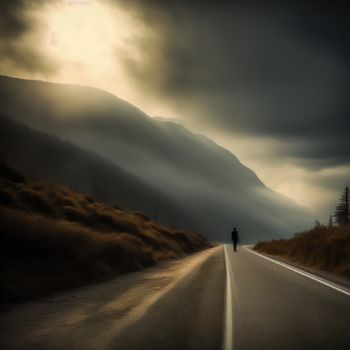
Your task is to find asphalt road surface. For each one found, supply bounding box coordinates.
[225,246,350,350]
[0,245,349,350]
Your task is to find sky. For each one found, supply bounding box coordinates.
[0,0,349,221]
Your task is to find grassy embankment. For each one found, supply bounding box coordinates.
[254,225,350,277]
[0,161,208,304]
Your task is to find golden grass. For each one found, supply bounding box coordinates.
[0,161,208,303]
[254,225,350,277]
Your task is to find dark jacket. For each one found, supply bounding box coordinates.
[231,229,238,242]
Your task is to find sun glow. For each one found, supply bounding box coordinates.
[34,0,150,106]
[3,0,173,118]
[46,1,132,65]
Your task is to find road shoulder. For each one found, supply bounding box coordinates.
[244,246,350,295]
[0,246,225,350]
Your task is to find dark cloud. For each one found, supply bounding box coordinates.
[0,0,348,218]
[279,137,350,171]
[114,0,350,168]
[2,1,348,168]
[0,1,30,38]
[307,168,350,193]
[0,0,58,74]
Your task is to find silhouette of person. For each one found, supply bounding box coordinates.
[231,227,238,251]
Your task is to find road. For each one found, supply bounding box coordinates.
[225,246,350,350]
[0,245,349,350]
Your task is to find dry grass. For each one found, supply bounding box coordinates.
[0,161,209,303]
[254,225,350,277]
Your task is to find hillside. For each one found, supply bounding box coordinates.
[0,75,313,242]
[254,225,350,277]
[0,161,208,303]
[0,115,193,229]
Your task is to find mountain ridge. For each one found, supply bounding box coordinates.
[0,75,313,242]
[0,115,194,229]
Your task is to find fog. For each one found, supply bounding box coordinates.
[0,0,348,221]
[0,76,313,242]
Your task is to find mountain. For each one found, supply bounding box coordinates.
[0,116,192,228]
[0,75,312,242]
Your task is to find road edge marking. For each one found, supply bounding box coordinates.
[244,246,350,297]
[223,245,233,350]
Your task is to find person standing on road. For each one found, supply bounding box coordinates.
[231,227,238,251]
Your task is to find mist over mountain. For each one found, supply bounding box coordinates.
[0,116,192,228]
[0,75,312,242]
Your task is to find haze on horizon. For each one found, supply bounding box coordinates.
[0,0,349,221]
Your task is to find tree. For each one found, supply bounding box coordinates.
[334,186,350,226]
[328,214,333,228]
[314,219,322,229]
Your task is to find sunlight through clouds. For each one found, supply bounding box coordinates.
[0,0,348,221]
[47,2,119,63]
[34,0,158,110]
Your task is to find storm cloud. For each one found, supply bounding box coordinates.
[113,0,349,167]
[112,0,350,219]
[0,0,348,220]
[0,0,59,74]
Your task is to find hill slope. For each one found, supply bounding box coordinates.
[0,75,312,242]
[0,116,193,229]
[0,161,207,303]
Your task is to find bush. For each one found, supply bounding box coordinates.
[132,211,151,221]
[254,225,350,277]
[63,205,88,223]
[0,161,27,183]
[19,188,57,217]
[0,161,209,303]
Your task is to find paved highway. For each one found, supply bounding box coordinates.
[0,245,349,350]
[225,246,350,350]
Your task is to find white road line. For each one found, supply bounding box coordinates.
[244,246,350,297]
[223,245,233,350]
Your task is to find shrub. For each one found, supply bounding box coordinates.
[132,211,151,221]
[54,195,77,207]
[63,205,88,223]
[254,225,350,277]
[0,161,209,303]
[19,188,56,217]
[0,160,27,183]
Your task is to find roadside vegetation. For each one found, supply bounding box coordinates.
[255,186,350,278]
[0,161,208,304]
